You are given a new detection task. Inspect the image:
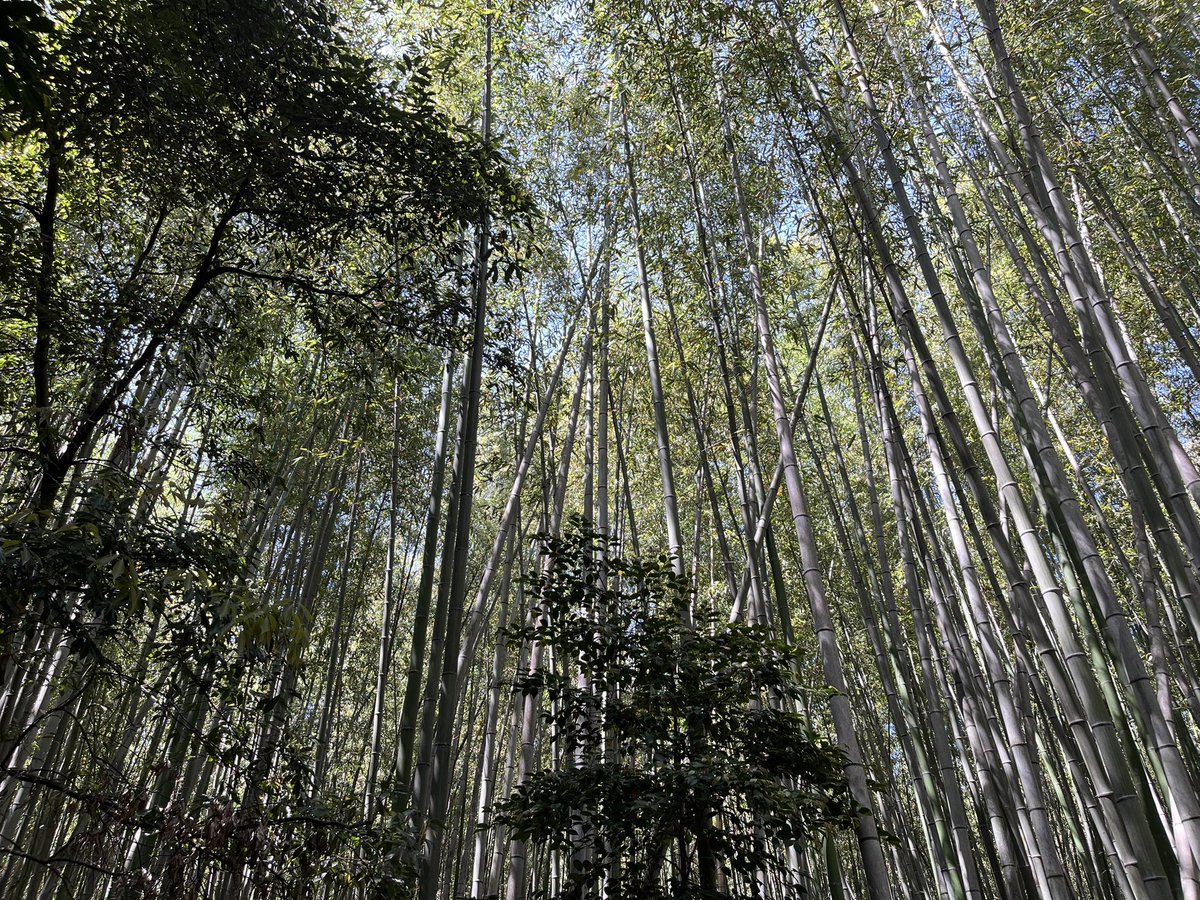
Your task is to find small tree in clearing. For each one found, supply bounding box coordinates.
[498,527,858,900]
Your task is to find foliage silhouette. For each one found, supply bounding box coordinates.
[498,525,857,899]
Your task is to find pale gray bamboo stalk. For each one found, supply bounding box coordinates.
[617,81,686,580]
[715,56,894,900]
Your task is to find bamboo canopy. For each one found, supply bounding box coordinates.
[3,0,1200,898]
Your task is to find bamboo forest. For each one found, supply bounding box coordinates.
[8,0,1200,897]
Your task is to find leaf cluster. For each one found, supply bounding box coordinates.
[498,524,856,899]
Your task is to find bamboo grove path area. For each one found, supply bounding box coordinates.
[4,0,1200,898]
